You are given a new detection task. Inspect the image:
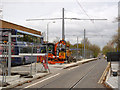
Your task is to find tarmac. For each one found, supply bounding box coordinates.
[0,58,97,89]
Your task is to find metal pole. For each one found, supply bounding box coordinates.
[5,43,7,83]
[82,43,83,58]
[77,36,79,60]
[118,1,120,51]
[62,8,65,40]
[117,4,120,87]
[47,23,49,43]
[84,29,86,59]
[2,65,4,87]
[8,32,11,76]
[46,44,50,72]
[30,45,33,76]
[35,45,37,74]
[47,21,55,43]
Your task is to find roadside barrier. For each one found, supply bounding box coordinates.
[98,62,111,88]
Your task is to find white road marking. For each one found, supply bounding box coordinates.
[22,73,60,89]
[68,66,79,70]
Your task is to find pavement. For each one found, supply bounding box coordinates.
[53,58,97,69]
[105,62,120,89]
[105,70,119,88]
[0,58,97,89]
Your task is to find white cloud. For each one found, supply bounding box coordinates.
[2,0,119,3]
[1,0,118,49]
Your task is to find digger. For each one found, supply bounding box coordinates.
[45,40,72,64]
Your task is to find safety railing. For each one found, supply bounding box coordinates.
[0,42,50,87]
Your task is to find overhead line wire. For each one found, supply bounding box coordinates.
[76,0,94,23]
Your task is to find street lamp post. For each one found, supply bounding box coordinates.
[84,29,86,59]
[77,36,78,61]
[47,21,55,43]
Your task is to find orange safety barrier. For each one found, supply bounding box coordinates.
[42,59,48,70]
[37,56,46,63]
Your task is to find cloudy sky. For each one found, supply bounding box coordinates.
[0,0,119,49]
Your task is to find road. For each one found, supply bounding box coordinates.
[15,58,107,89]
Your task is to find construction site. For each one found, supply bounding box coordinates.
[0,0,120,89]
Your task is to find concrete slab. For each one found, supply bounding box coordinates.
[4,73,50,89]
[0,75,20,83]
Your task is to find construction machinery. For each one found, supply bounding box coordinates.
[46,40,72,64]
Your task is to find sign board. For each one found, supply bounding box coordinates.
[11,35,23,37]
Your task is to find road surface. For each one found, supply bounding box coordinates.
[15,58,107,89]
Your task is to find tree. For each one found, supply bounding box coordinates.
[89,44,100,58]
[102,28,119,54]
[102,45,116,55]
[112,16,120,51]
[73,43,83,49]
[81,38,91,47]
[81,38,100,58]
[118,28,120,51]
[107,29,120,51]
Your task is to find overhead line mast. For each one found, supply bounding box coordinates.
[26,8,107,41]
[62,8,65,40]
[26,18,107,21]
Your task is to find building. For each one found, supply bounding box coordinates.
[0,19,44,65]
[0,19,41,35]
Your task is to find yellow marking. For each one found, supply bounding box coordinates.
[98,62,110,84]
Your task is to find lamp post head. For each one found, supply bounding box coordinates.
[53,21,55,23]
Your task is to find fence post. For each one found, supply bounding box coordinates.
[46,44,50,73]
[35,45,37,74]
[8,32,11,76]
[30,44,33,77]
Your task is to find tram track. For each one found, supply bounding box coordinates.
[36,60,99,89]
[15,59,107,89]
[69,60,99,90]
